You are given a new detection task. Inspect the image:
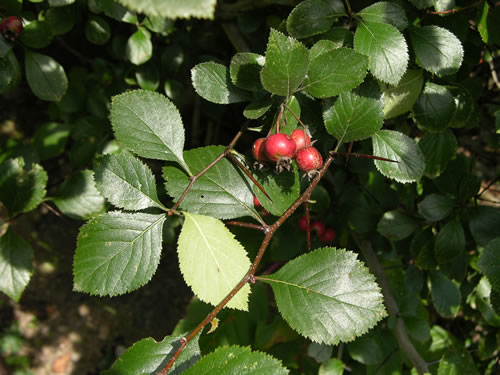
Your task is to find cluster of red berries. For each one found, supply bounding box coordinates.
[298,216,336,244]
[0,16,23,41]
[252,129,323,173]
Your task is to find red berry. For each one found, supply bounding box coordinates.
[291,129,311,151]
[320,228,336,243]
[264,133,296,162]
[0,16,23,41]
[252,137,268,162]
[310,221,326,237]
[298,216,307,231]
[253,195,261,208]
[295,146,323,172]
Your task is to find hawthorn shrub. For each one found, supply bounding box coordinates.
[1,0,500,374]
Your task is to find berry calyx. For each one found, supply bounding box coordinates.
[264,133,296,162]
[0,16,23,41]
[252,137,268,162]
[295,146,323,172]
[320,228,336,243]
[291,129,311,151]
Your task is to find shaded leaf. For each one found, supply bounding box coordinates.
[192,62,248,104]
[20,20,53,49]
[33,122,70,161]
[381,69,423,119]
[358,2,408,30]
[73,211,166,296]
[85,15,111,45]
[430,271,461,318]
[116,0,216,19]
[177,212,251,310]
[260,247,386,345]
[419,129,458,179]
[435,219,465,264]
[0,51,21,94]
[477,2,500,46]
[477,237,500,291]
[377,210,418,241]
[25,50,68,102]
[468,206,500,247]
[372,130,425,183]
[243,97,273,119]
[229,53,265,92]
[417,193,455,222]
[413,82,455,132]
[448,85,475,129]
[437,348,480,375]
[0,230,33,301]
[286,0,345,39]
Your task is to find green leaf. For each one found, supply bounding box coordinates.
[191,62,248,104]
[437,348,480,375]
[323,91,383,144]
[177,212,251,310]
[413,82,455,132]
[260,29,310,97]
[0,51,21,94]
[48,0,75,5]
[104,334,201,375]
[243,97,273,119]
[25,50,68,102]
[126,27,152,65]
[381,69,423,119]
[419,129,458,179]
[477,2,500,45]
[409,25,463,76]
[417,193,455,222]
[116,0,216,19]
[319,358,345,375]
[260,247,386,345]
[354,21,408,85]
[282,95,301,134]
[309,40,337,60]
[0,230,33,301]
[430,271,461,318]
[52,170,106,220]
[0,158,48,217]
[477,237,500,291]
[101,0,138,24]
[253,166,301,217]
[85,15,111,45]
[468,206,500,247]
[33,122,70,161]
[372,130,425,183]
[286,0,345,39]
[377,210,418,241]
[163,146,259,221]
[111,90,190,174]
[304,48,368,98]
[448,86,475,129]
[73,211,166,296]
[410,0,434,9]
[229,53,265,92]
[19,20,53,49]
[136,61,160,91]
[45,6,76,36]
[182,345,288,374]
[435,219,465,264]
[358,2,408,30]
[94,151,165,211]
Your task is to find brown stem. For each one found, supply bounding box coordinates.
[159,154,336,373]
[304,201,311,252]
[225,220,267,232]
[331,151,399,163]
[426,0,483,14]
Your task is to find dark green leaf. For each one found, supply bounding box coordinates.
[319,358,344,375]
[229,53,265,91]
[243,97,273,119]
[321,27,353,48]
[372,130,425,183]
[0,230,33,301]
[85,15,111,45]
[430,271,461,318]
[144,16,174,34]
[477,237,500,291]
[52,170,106,220]
[347,330,384,365]
[0,158,48,217]
[477,2,500,45]
[191,62,248,104]
[457,175,481,203]
[323,91,383,144]
[136,61,160,91]
[417,193,455,222]
[260,247,387,345]
[354,21,408,85]
[260,29,310,97]
[48,0,75,5]
[435,219,465,264]
[358,2,408,30]
[183,345,288,374]
[410,0,434,9]
[418,129,457,179]
[73,211,166,296]
[111,90,190,173]
[94,150,165,211]
[25,50,68,102]
[413,229,437,270]
[104,334,201,375]
[409,25,463,76]
[437,348,480,375]
[253,165,301,217]
[33,122,70,161]
[286,0,345,39]
[468,206,500,247]
[381,69,423,119]
[115,0,217,19]
[0,51,21,94]
[101,0,138,24]
[19,20,53,49]
[163,146,260,221]
[304,48,368,98]
[0,36,13,58]
[448,86,474,129]
[45,6,76,36]
[126,27,152,65]
[413,82,455,132]
[377,210,418,241]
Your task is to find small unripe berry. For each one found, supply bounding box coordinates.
[320,228,336,243]
[291,129,311,151]
[252,137,268,162]
[0,16,23,41]
[295,146,323,172]
[264,133,296,162]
